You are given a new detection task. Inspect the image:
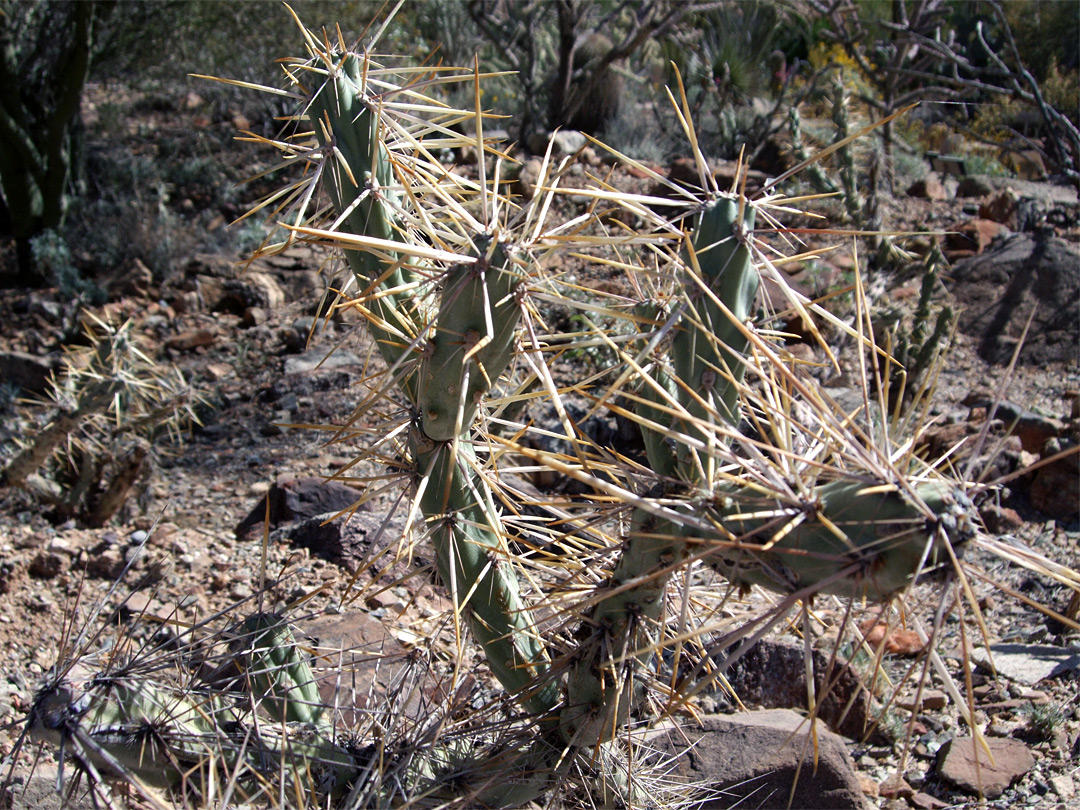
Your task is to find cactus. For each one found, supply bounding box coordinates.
[0,316,201,525]
[28,616,359,802]
[20,7,1080,809]
[882,246,956,417]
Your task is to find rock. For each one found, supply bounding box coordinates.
[943,218,1008,256]
[879,774,914,800]
[936,736,1033,798]
[282,348,363,376]
[242,306,269,327]
[907,173,947,200]
[899,689,948,712]
[296,610,410,728]
[978,504,1023,533]
[859,620,925,656]
[649,710,869,810]
[911,791,950,809]
[270,509,406,573]
[27,551,64,579]
[528,129,587,156]
[120,593,175,622]
[982,188,1039,232]
[956,176,995,198]
[714,637,876,742]
[106,258,154,298]
[959,394,1065,453]
[0,351,55,394]
[1049,774,1076,801]
[513,157,544,201]
[235,476,365,540]
[202,362,234,382]
[166,328,216,351]
[85,546,125,580]
[194,271,285,315]
[970,643,1080,685]
[2,763,96,810]
[1028,446,1080,518]
[946,234,1080,366]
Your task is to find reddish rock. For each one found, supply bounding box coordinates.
[859,620,925,656]
[166,328,216,351]
[1028,448,1080,518]
[979,504,1024,533]
[907,173,947,200]
[297,611,409,728]
[979,188,1021,225]
[879,774,914,800]
[944,218,1007,255]
[936,736,1034,798]
[28,551,64,579]
[911,791,950,809]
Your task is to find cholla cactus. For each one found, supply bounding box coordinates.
[20,6,1080,808]
[1,314,201,525]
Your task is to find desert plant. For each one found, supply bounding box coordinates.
[18,5,1080,808]
[877,246,955,420]
[463,0,704,140]
[0,314,202,526]
[0,0,109,283]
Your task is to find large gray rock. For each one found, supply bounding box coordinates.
[650,710,870,810]
[947,233,1080,366]
[970,643,1080,685]
[234,476,365,542]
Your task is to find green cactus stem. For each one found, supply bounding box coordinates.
[297,44,562,721]
[236,613,328,729]
[28,616,363,799]
[416,238,526,442]
[304,53,422,390]
[638,197,758,486]
[701,478,974,598]
[416,436,559,716]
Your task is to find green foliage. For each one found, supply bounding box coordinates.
[30,228,105,302]
[878,248,955,418]
[1021,699,1070,741]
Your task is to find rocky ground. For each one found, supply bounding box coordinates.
[0,125,1078,810]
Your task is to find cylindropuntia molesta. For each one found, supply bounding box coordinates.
[18,6,1080,808]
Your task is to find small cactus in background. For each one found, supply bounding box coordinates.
[18,6,1080,808]
[882,246,956,417]
[0,315,202,526]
